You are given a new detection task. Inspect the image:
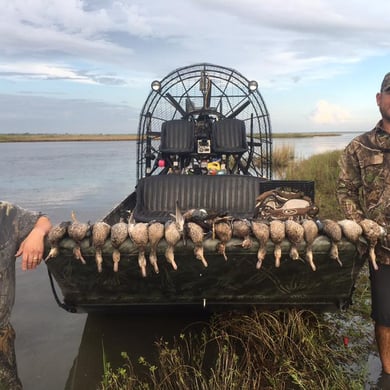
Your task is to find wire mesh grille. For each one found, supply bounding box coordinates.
[137,63,272,181]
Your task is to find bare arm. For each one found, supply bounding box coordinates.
[15,215,52,271]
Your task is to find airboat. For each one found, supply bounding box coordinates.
[44,63,366,313]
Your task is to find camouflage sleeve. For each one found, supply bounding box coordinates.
[336,144,365,222]
[16,208,42,244]
[0,201,41,247]
[0,202,41,330]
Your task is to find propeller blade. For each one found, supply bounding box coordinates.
[204,80,211,109]
[203,82,212,109]
[166,93,187,117]
[227,100,250,119]
[186,97,195,113]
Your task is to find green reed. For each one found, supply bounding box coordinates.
[99,309,366,390]
[284,149,343,220]
[272,144,295,178]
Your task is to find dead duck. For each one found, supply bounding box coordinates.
[182,208,210,230]
[285,219,304,261]
[232,219,253,249]
[251,220,270,269]
[44,221,71,262]
[67,211,91,264]
[128,212,149,277]
[164,202,185,270]
[110,218,128,272]
[339,218,370,266]
[214,218,233,261]
[359,219,385,271]
[302,219,319,271]
[185,221,208,267]
[322,219,343,267]
[338,219,363,243]
[269,219,285,268]
[92,221,111,273]
[147,221,165,274]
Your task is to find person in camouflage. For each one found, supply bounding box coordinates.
[0,201,52,389]
[337,73,390,377]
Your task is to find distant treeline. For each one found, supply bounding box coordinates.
[0,132,343,143]
[0,134,138,142]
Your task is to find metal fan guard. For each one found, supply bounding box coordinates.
[136,63,272,181]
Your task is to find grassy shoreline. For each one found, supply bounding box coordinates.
[0,133,139,142]
[0,132,346,143]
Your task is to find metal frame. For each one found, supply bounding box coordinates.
[136,63,273,181]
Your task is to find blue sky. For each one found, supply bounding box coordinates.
[0,0,389,134]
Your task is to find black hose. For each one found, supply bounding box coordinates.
[47,268,77,313]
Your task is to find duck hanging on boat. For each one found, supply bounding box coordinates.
[42,63,373,314]
[67,211,90,264]
[147,221,165,274]
[164,202,184,271]
[110,218,128,272]
[92,221,111,272]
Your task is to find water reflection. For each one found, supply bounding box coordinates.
[65,312,211,390]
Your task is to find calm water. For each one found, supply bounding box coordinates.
[274,132,361,159]
[0,135,382,389]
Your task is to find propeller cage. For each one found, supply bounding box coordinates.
[137,63,272,180]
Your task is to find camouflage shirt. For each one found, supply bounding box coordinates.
[0,201,40,328]
[337,120,390,229]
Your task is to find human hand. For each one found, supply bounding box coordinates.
[15,216,51,271]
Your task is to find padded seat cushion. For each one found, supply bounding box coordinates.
[211,118,248,154]
[159,120,195,154]
[133,175,266,222]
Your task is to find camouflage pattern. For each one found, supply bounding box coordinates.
[46,234,365,313]
[0,324,22,390]
[337,121,390,229]
[0,201,40,389]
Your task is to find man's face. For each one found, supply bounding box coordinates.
[377,91,390,121]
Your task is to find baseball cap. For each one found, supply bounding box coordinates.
[381,72,390,93]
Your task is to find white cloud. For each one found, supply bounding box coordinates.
[0,63,93,83]
[0,0,389,84]
[0,0,389,132]
[0,93,139,133]
[310,100,351,125]
[0,0,151,37]
[0,62,130,85]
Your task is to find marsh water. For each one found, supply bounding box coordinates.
[0,133,383,389]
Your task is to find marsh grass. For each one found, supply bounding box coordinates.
[99,309,365,390]
[271,144,295,178]
[269,146,343,219]
[284,150,343,220]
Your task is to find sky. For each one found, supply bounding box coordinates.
[1,0,390,134]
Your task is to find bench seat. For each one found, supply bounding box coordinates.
[133,175,315,223]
